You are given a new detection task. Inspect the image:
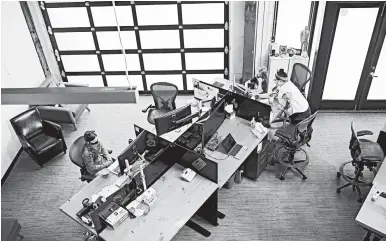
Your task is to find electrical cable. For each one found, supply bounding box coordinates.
[112,1,132,89]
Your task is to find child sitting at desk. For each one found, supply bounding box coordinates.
[244,66,268,98]
[82,130,114,176]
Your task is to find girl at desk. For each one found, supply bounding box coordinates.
[244,66,268,98]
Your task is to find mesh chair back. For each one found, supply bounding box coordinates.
[290,63,311,92]
[150,82,178,111]
[295,111,318,144]
[350,120,361,161]
[69,136,86,168]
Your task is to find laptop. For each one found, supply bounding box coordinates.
[219,133,243,158]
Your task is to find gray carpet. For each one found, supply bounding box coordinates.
[2,96,385,241]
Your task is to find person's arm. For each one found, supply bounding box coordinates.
[83,152,109,174]
[100,143,112,161]
[282,92,294,116]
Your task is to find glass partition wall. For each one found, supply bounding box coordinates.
[40,1,229,94]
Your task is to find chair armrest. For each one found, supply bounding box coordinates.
[19,135,36,153]
[63,83,89,87]
[42,120,62,137]
[357,130,373,137]
[142,104,155,113]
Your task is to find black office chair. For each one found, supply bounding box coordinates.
[10,107,67,167]
[290,63,311,97]
[336,120,385,203]
[69,136,95,183]
[273,111,318,180]
[142,82,178,125]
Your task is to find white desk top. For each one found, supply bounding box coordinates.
[60,173,119,234]
[203,116,267,187]
[355,183,386,237]
[99,163,217,241]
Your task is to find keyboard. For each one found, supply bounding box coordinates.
[229,144,243,157]
[213,81,224,88]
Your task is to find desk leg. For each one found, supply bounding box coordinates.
[196,189,219,226]
[363,231,372,241]
[372,236,382,241]
[186,220,211,237]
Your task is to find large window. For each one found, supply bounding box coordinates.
[272,1,312,50]
[40,1,229,94]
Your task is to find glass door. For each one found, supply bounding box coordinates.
[358,15,386,109]
[310,2,386,110]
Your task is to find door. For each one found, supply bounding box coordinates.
[310,2,386,111]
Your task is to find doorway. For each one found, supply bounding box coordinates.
[310,2,386,111]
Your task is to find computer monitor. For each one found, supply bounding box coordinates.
[117,130,147,175]
[201,99,226,147]
[154,104,192,136]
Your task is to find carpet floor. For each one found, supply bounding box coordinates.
[2,96,385,241]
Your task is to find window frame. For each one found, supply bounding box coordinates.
[271,1,318,57]
[39,1,229,94]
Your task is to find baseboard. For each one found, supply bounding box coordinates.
[1,148,23,186]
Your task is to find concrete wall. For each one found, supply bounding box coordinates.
[229,1,245,82]
[1,2,45,178]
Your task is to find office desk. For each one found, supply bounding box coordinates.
[137,104,208,143]
[60,173,119,235]
[355,184,386,240]
[203,117,267,187]
[198,77,270,106]
[355,152,386,240]
[99,163,217,241]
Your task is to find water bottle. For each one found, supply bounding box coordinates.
[251,117,256,128]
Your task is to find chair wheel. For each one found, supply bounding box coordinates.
[337,172,341,178]
[336,188,341,193]
[357,198,363,203]
[279,176,285,180]
[302,176,307,180]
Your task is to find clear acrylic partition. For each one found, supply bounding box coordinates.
[184,29,224,48]
[186,74,224,90]
[102,54,141,71]
[185,53,223,70]
[136,5,178,26]
[367,40,386,100]
[91,6,134,27]
[146,75,183,90]
[106,75,144,90]
[47,7,90,28]
[55,32,95,50]
[181,3,224,24]
[67,76,104,87]
[322,8,378,100]
[142,53,182,71]
[139,30,180,49]
[96,31,137,50]
[275,1,311,49]
[61,55,100,72]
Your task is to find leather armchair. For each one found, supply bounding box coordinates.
[10,108,67,167]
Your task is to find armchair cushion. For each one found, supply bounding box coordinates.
[12,108,43,139]
[30,133,62,154]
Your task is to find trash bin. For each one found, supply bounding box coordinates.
[224,172,236,189]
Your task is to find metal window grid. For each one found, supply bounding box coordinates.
[39,1,229,94]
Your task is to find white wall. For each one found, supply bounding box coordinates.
[1,1,45,178]
[229,1,245,81]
